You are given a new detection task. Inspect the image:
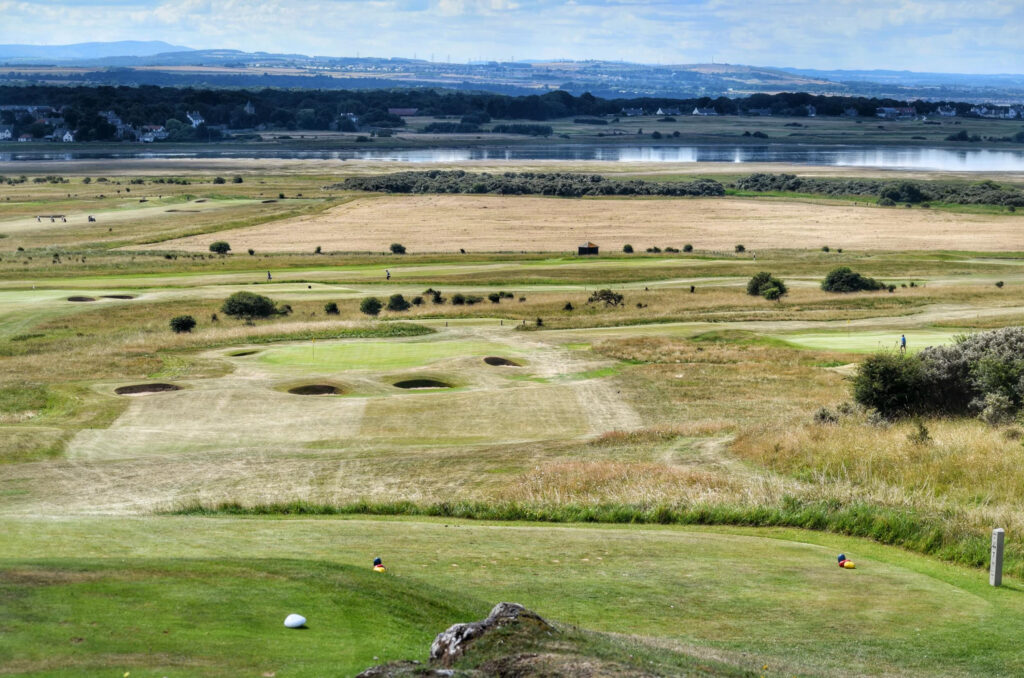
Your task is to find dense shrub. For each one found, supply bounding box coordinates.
[386,294,411,311]
[169,315,196,333]
[334,171,725,198]
[390,243,406,254]
[451,293,466,305]
[324,302,339,315]
[221,292,278,322]
[683,244,693,252]
[822,267,884,292]
[852,353,927,417]
[209,241,231,254]
[746,272,787,299]
[623,244,633,253]
[360,297,382,316]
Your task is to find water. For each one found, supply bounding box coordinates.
[2,144,1023,171]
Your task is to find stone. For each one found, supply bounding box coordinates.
[429,602,553,667]
[283,613,306,628]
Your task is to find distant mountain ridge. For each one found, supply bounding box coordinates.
[0,41,192,60]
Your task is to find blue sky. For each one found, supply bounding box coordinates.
[1,0,1020,73]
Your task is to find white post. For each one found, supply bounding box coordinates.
[990,528,1005,587]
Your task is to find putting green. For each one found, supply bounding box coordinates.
[258,338,518,371]
[777,329,961,353]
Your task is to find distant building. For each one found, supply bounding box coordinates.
[805,104,816,117]
[876,106,916,120]
[578,242,599,256]
[186,111,205,128]
[52,128,75,142]
[746,108,772,116]
[0,125,12,141]
[937,106,957,117]
[18,134,32,142]
[142,124,168,140]
[387,107,419,116]
[243,100,256,115]
[692,107,718,116]
[656,107,681,116]
[620,107,645,117]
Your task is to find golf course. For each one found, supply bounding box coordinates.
[4,156,1024,677]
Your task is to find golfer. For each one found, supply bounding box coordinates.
[900,334,907,355]
[386,269,391,280]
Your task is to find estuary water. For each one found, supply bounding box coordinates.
[2,144,1024,171]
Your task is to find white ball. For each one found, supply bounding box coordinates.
[284,613,306,628]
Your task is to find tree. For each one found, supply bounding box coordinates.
[213,176,226,184]
[209,241,231,254]
[387,294,411,311]
[735,244,746,253]
[683,244,693,252]
[852,352,926,417]
[623,244,634,253]
[221,291,277,323]
[390,243,407,254]
[360,297,382,316]
[169,315,196,333]
[324,302,340,315]
[746,272,788,300]
[587,289,624,307]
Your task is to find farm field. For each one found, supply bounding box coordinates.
[4,160,1024,676]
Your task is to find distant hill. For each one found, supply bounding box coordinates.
[0,41,192,61]
[780,67,1024,89]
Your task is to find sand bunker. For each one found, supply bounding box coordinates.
[101,294,135,300]
[484,356,521,367]
[393,379,453,389]
[288,384,344,396]
[67,296,96,302]
[228,349,260,357]
[115,383,181,396]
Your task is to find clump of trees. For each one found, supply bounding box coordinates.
[746,272,788,300]
[733,173,1024,208]
[821,267,885,292]
[853,327,1024,423]
[209,241,231,254]
[335,171,725,198]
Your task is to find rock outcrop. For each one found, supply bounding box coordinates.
[430,602,553,667]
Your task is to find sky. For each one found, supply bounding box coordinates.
[0,0,1021,73]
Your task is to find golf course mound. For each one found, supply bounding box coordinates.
[484,356,521,367]
[393,378,454,389]
[228,349,260,357]
[287,384,344,396]
[114,383,181,396]
[100,294,135,300]
[66,296,96,302]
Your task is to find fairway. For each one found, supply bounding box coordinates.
[142,193,1024,253]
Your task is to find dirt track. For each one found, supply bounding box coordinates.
[142,194,1024,253]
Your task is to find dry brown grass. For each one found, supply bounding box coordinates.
[142,193,1024,253]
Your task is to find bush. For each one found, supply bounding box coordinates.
[221,292,277,322]
[746,272,787,299]
[360,297,382,316]
[169,315,196,333]
[451,293,466,305]
[209,241,231,254]
[213,176,226,184]
[996,281,1005,288]
[390,243,407,254]
[735,244,745,253]
[821,245,830,252]
[623,244,634,253]
[683,244,693,253]
[386,294,411,311]
[247,248,255,256]
[822,267,884,292]
[232,176,243,183]
[412,296,424,306]
[488,292,501,303]
[852,352,927,417]
[563,302,574,311]
[431,291,445,304]
[907,420,932,445]
[587,289,624,307]
[813,406,838,425]
[324,302,339,315]
[314,245,322,254]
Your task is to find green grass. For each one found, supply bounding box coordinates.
[776,329,961,353]
[258,338,515,371]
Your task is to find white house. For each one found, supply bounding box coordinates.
[806,104,816,117]
[243,100,256,115]
[0,125,12,141]
[61,129,75,143]
[937,106,957,117]
[186,111,205,128]
[692,107,717,116]
[18,134,32,142]
[656,107,681,116]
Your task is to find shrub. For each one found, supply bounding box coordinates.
[822,245,830,252]
[878,197,896,206]
[821,267,884,292]
[563,302,574,311]
[488,292,501,303]
[209,241,231,254]
[646,246,661,253]
[314,245,322,254]
[390,243,407,254]
[387,294,411,311]
[587,289,624,307]
[464,295,483,305]
[169,315,196,333]
[907,420,932,445]
[813,406,838,425]
[536,317,544,327]
[683,244,693,252]
[746,272,787,299]
[213,176,226,184]
[735,244,745,253]
[360,297,382,316]
[451,293,466,305]
[431,291,445,304]
[623,244,634,253]
[412,296,423,306]
[324,302,339,315]
[996,281,1005,288]
[247,248,255,256]
[232,176,243,183]
[980,393,1015,426]
[852,352,927,417]
[221,292,277,323]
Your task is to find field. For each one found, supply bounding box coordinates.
[4,160,1024,676]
